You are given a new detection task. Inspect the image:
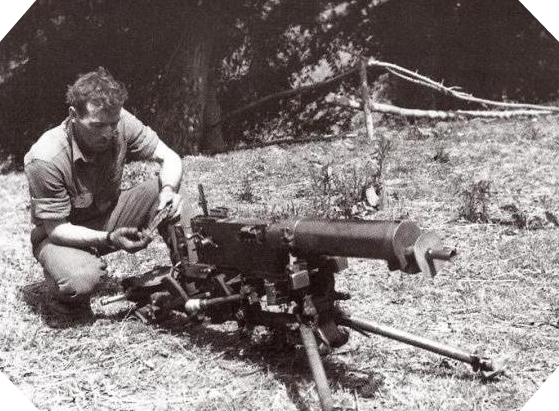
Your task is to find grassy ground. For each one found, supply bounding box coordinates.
[1,117,559,411]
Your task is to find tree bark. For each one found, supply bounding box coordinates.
[155,4,225,155]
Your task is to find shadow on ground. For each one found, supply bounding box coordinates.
[113,308,481,410]
[19,278,125,329]
[18,279,491,410]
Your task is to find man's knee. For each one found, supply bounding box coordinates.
[56,258,107,299]
[38,242,108,301]
[106,178,160,230]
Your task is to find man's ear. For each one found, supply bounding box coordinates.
[69,106,77,121]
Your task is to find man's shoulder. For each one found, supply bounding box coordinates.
[24,123,69,165]
[118,107,160,160]
[119,107,141,126]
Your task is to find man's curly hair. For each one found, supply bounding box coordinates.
[66,67,128,116]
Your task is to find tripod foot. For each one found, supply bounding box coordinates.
[476,357,506,380]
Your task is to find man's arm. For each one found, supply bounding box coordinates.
[150,139,182,189]
[25,159,115,249]
[149,139,184,219]
[25,158,150,251]
[45,219,151,253]
[44,219,109,248]
[121,108,182,192]
[25,159,112,248]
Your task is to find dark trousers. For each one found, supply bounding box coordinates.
[32,179,196,302]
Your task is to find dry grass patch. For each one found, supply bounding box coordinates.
[1,117,559,410]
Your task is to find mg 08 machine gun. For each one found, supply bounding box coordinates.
[101,185,502,411]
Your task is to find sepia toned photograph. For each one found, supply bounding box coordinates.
[1,1,559,410]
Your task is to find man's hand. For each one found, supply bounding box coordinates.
[108,227,152,253]
[158,185,183,221]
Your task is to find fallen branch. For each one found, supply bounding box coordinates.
[212,56,559,131]
[211,67,358,128]
[326,94,555,119]
[368,58,559,113]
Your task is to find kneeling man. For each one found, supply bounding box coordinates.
[24,67,194,319]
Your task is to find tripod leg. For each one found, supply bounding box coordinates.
[340,315,503,378]
[299,323,334,411]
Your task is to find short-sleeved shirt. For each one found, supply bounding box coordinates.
[24,108,159,234]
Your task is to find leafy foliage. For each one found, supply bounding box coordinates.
[1,0,559,169]
[323,0,559,107]
[0,0,190,164]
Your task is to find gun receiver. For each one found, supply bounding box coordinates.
[102,188,501,410]
[192,216,455,278]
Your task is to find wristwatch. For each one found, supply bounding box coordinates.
[105,230,114,247]
[161,184,176,192]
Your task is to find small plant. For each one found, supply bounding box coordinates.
[540,194,559,227]
[497,200,558,230]
[406,125,433,141]
[307,133,392,218]
[332,163,376,218]
[433,144,450,163]
[236,175,260,203]
[510,210,528,229]
[250,200,305,221]
[458,179,491,223]
[432,124,453,140]
[374,132,392,178]
[522,122,541,141]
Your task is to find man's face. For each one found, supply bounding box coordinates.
[70,102,121,155]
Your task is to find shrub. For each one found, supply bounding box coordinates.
[458,179,491,223]
[433,144,450,163]
[307,133,392,218]
[521,121,542,141]
[236,175,260,203]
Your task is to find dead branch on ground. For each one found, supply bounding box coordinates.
[326,94,555,119]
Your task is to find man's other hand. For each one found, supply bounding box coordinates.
[158,185,183,221]
[109,227,152,253]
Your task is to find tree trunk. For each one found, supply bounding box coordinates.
[155,4,225,155]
